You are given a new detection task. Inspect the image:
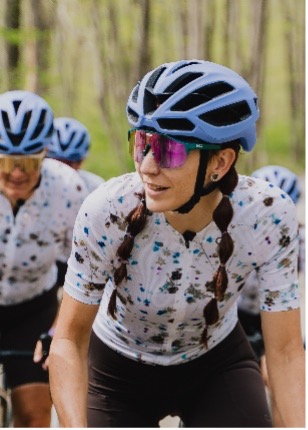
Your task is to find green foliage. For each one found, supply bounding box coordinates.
[0,0,304,182]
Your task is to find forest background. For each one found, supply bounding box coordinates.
[0,0,305,181]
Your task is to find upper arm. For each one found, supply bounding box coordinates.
[261,308,303,357]
[54,291,99,345]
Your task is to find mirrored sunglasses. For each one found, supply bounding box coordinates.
[128,129,219,168]
[0,151,45,174]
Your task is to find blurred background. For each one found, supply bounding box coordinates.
[0,0,305,180]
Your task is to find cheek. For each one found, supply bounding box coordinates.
[0,171,11,183]
[29,170,41,184]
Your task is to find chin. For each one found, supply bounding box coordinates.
[145,197,179,213]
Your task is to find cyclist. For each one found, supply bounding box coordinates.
[47,117,105,291]
[237,164,305,426]
[47,117,105,193]
[0,90,88,427]
[49,60,304,427]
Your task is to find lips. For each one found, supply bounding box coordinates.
[146,183,168,191]
[8,180,27,186]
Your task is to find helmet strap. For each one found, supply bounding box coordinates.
[175,151,218,214]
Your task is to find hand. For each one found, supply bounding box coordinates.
[33,333,53,370]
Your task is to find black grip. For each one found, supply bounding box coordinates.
[39,332,52,363]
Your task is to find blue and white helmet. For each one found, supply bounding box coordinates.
[127,60,259,152]
[0,90,54,154]
[252,165,301,204]
[48,117,90,162]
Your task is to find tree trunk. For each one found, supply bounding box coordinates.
[3,0,21,89]
[24,0,55,94]
[282,0,305,162]
[247,0,268,169]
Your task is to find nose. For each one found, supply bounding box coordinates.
[9,166,27,177]
[139,148,160,175]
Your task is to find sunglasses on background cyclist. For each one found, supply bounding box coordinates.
[0,151,45,174]
[128,128,219,169]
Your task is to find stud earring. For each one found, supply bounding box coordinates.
[210,172,219,182]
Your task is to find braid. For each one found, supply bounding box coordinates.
[201,159,239,347]
[108,191,148,318]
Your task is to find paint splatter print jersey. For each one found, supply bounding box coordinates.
[64,172,300,365]
[0,158,87,305]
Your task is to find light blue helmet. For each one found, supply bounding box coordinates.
[252,165,301,204]
[127,60,259,151]
[0,90,54,154]
[47,117,90,162]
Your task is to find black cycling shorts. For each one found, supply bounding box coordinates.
[88,323,272,428]
[0,286,59,389]
[238,308,265,362]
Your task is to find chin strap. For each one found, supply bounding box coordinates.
[175,152,218,214]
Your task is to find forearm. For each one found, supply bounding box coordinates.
[268,349,305,427]
[49,338,89,427]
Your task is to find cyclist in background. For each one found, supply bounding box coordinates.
[49,60,304,427]
[47,117,105,193]
[47,117,105,292]
[0,91,88,427]
[238,164,305,425]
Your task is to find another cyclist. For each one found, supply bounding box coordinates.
[47,117,105,193]
[49,60,305,427]
[0,90,88,427]
[237,164,305,426]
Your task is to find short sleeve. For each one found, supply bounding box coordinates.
[257,196,300,312]
[64,191,114,305]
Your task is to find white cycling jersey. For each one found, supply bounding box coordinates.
[78,169,105,193]
[238,218,305,315]
[64,173,300,365]
[0,158,88,305]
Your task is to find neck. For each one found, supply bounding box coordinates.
[164,188,222,234]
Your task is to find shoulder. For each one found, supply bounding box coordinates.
[77,172,143,220]
[78,169,105,193]
[232,174,297,216]
[41,158,87,196]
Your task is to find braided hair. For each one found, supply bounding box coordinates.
[108,192,148,318]
[108,145,239,348]
[201,150,239,347]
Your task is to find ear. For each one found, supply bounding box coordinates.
[207,148,237,181]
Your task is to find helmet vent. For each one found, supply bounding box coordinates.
[12,100,22,114]
[146,67,166,89]
[171,82,235,111]
[21,111,32,132]
[173,61,201,73]
[131,84,140,102]
[199,101,252,126]
[164,72,203,93]
[75,133,86,149]
[30,109,47,139]
[127,107,139,123]
[157,118,194,131]
[1,110,11,130]
[26,142,42,152]
[46,123,54,138]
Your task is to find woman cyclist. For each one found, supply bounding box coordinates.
[0,90,88,427]
[47,117,105,193]
[237,164,305,426]
[49,60,305,427]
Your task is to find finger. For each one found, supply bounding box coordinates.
[33,340,43,363]
[42,356,50,371]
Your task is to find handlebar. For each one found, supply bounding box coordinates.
[0,333,52,364]
[0,350,33,359]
